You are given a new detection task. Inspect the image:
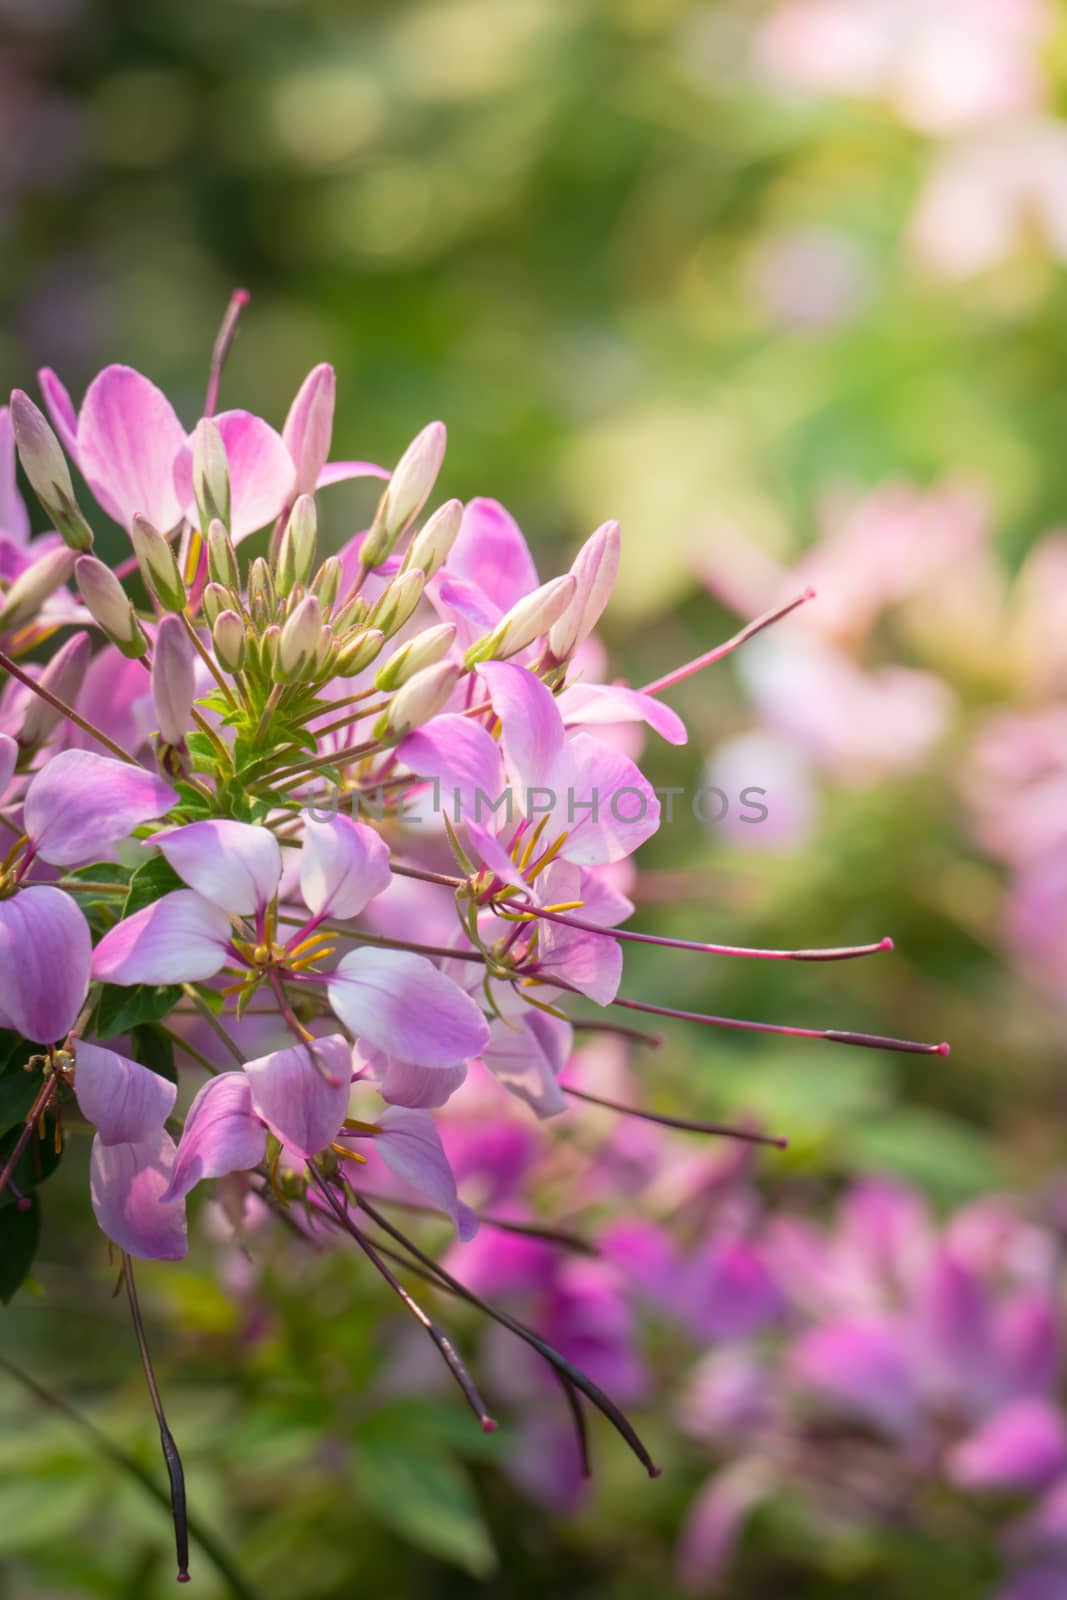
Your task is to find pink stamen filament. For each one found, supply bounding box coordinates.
[639,587,816,697]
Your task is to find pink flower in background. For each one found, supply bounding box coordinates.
[755,0,1050,136]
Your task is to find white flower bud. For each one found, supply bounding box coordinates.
[375,622,456,691]
[10,390,94,551]
[403,498,463,579]
[277,494,317,596]
[206,518,240,590]
[465,574,576,667]
[131,515,186,613]
[151,613,196,746]
[368,568,425,637]
[76,555,148,658]
[547,521,620,660]
[192,417,231,532]
[309,555,342,611]
[201,582,229,630]
[0,544,77,631]
[334,627,385,677]
[374,661,461,743]
[277,594,325,682]
[362,422,446,568]
[212,609,247,672]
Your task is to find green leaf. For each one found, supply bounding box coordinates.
[351,1440,497,1578]
[0,1059,39,1139]
[128,1022,177,1084]
[0,1193,40,1302]
[122,855,183,917]
[94,983,184,1039]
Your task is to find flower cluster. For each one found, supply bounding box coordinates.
[0,299,946,1578]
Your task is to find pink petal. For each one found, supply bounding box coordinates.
[429,572,502,652]
[155,820,281,916]
[37,367,80,462]
[299,813,392,921]
[536,919,622,1003]
[75,1039,176,1145]
[24,749,176,868]
[0,885,91,1043]
[90,1129,188,1260]
[556,734,660,865]
[163,1072,266,1201]
[948,1399,1067,1493]
[0,406,30,544]
[91,889,232,985]
[676,1462,772,1591]
[374,1053,468,1111]
[447,498,539,611]
[481,1012,570,1117]
[479,661,564,791]
[327,947,490,1067]
[558,682,687,745]
[548,520,619,658]
[283,363,335,497]
[790,1315,919,1435]
[398,715,506,828]
[175,410,295,542]
[682,1241,781,1340]
[316,460,390,488]
[244,1035,352,1158]
[373,1106,478,1239]
[0,732,16,796]
[76,365,187,531]
[150,612,196,747]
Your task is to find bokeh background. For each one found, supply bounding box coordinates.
[4,0,1067,1595]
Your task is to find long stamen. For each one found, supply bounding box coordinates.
[639,587,815,698]
[503,900,894,963]
[353,1195,661,1478]
[310,1173,497,1433]
[122,1254,190,1584]
[562,1085,787,1148]
[204,288,250,416]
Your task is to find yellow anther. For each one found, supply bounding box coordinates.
[329,1142,369,1165]
[517,813,551,870]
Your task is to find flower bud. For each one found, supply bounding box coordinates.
[18,631,90,747]
[151,613,196,746]
[277,594,324,682]
[547,520,620,660]
[362,422,446,569]
[206,518,240,590]
[403,498,462,579]
[277,494,317,596]
[330,593,369,635]
[368,568,425,637]
[259,623,281,677]
[9,390,94,551]
[212,609,247,672]
[309,555,342,611]
[201,581,229,630]
[373,661,461,743]
[283,364,335,498]
[76,555,149,658]
[131,515,186,613]
[0,544,77,631]
[334,627,385,677]
[248,557,276,620]
[465,573,576,667]
[192,418,231,532]
[375,622,456,691]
